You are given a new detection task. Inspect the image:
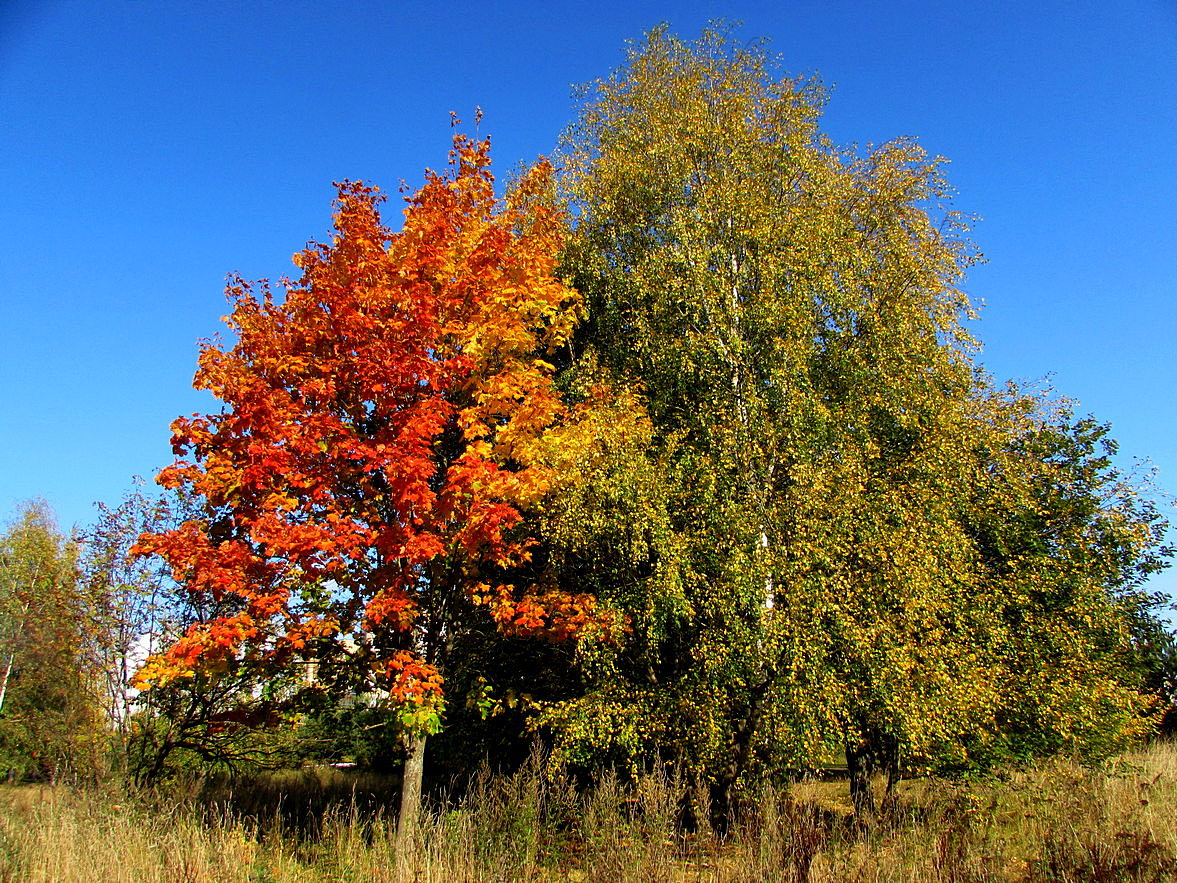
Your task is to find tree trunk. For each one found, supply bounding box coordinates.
[873,732,902,820]
[397,733,427,860]
[0,651,15,715]
[883,733,900,796]
[0,602,31,716]
[846,739,876,821]
[709,675,775,835]
[709,779,735,837]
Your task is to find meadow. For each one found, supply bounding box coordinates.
[1,742,1174,882]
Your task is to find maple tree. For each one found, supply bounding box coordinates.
[134,132,618,824]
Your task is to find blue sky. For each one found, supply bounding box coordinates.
[1,0,1175,605]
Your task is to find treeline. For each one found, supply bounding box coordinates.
[1,27,1174,828]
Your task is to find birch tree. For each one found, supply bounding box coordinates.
[558,25,1023,822]
[0,501,102,781]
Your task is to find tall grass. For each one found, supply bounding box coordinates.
[1,743,1175,881]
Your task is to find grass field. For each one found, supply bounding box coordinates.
[1,743,1175,881]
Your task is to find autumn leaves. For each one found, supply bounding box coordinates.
[131,28,1171,820]
[134,136,616,729]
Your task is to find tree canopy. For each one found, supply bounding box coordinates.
[0,501,104,782]
[548,25,1170,819]
[120,27,1174,822]
[131,134,624,820]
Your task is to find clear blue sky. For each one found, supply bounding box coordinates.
[2,1,1175,606]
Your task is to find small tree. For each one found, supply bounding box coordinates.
[80,483,179,773]
[964,404,1173,765]
[0,501,102,782]
[135,133,618,831]
[78,483,255,784]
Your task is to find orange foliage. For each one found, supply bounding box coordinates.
[135,135,613,714]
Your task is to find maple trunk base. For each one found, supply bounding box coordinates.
[396,733,426,861]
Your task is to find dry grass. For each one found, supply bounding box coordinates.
[0,743,1175,882]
